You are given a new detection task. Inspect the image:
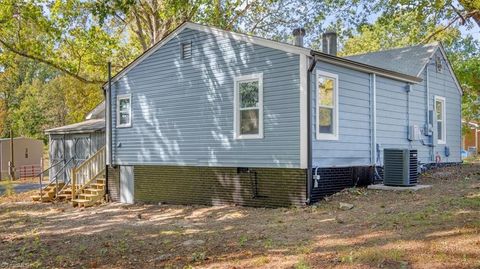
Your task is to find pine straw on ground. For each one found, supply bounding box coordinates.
[0,164,479,269]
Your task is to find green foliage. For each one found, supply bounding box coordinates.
[341,11,463,56]
[341,10,480,125]
[0,0,132,83]
[449,36,480,127]
[12,81,47,141]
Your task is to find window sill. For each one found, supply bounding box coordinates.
[437,140,446,145]
[235,134,264,140]
[117,124,132,128]
[316,134,338,141]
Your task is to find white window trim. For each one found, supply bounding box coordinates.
[316,70,339,140]
[435,95,446,144]
[117,94,132,128]
[233,73,264,139]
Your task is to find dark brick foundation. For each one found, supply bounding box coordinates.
[107,166,120,202]
[133,165,307,207]
[310,166,374,203]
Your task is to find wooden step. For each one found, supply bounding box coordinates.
[84,188,104,194]
[89,183,106,189]
[72,198,90,203]
[72,198,99,208]
[60,187,73,193]
[31,195,53,202]
[79,193,102,199]
[72,199,92,207]
[57,192,72,198]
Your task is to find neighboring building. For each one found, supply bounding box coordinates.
[462,121,479,154]
[45,103,105,182]
[0,137,43,179]
[98,22,462,207]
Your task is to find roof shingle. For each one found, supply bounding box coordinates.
[344,43,439,77]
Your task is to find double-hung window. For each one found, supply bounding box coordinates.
[316,70,339,140]
[234,73,263,139]
[117,94,132,128]
[435,96,446,144]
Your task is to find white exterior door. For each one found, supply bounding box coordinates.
[120,166,134,204]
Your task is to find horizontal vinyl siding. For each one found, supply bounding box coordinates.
[134,165,306,207]
[375,50,461,165]
[428,51,462,162]
[409,75,431,163]
[112,28,300,168]
[375,76,409,157]
[375,76,429,164]
[311,61,372,167]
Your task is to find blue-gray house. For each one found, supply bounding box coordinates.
[102,22,462,207]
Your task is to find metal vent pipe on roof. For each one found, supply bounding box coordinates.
[322,31,337,56]
[292,28,306,47]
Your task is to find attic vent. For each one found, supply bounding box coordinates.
[435,56,443,73]
[181,42,192,59]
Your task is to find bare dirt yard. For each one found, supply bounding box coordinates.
[1,163,479,269]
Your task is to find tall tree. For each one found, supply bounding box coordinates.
[341,11,480,128]
[0,0,131,84]
[372,0,480,42]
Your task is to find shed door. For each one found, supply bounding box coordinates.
[120,166,134,204]
[49,136,64,181]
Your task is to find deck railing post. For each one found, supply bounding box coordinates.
[39,173,43,200]
[72,168,76,200]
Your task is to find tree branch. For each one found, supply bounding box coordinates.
[421,16,461,43]
[226,1,254,30]
[0,39,103,84]
[422,10,480,43]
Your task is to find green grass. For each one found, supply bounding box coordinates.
[238,235,248,247]
[294,258,311,269]
[446,195,480,208]
[376,204,455,229]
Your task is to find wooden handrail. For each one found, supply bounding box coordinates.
[75,167,106,195]
[72,146,106,200]
[40,157,74,201]
[74,146,106,172]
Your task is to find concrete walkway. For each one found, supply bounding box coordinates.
[368,184,432,191]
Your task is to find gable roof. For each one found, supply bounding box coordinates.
[103,22,422,87]
[345,42,462,94]
[345,43,438,77]
[103,22,310,87]
[85,101,105,120]
[45,119,105,134]
[311,50,422,83]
